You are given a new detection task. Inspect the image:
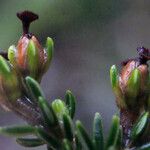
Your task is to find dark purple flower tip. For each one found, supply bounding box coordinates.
[17,10,39,35]
[137,46,150,62]
[17,11,38,23]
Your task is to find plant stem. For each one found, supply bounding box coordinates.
[12,97,43,125]
[120,108,139,147]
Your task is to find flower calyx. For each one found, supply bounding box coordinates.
[110,47,150,111]
[8,11,54,81]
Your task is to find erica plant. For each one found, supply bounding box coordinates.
[0,11,149,150]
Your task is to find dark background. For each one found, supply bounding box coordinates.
[0,0,150,149]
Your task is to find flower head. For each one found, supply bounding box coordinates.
[110,47,150,111]
[8,11,54,81]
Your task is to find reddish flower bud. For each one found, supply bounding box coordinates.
[8,11,54,81]
[110,47,150,110]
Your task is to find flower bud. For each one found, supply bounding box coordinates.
[0,56,21,111]
[110,50,150,110]
[51,99,68,120]
[8,11,54,81]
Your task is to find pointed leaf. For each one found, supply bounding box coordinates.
[38,96,58,127]
[93,113,104,150]
[126,69,140,98]
[75,131,82,150]
[105,115,120,149]
[42,37,54,75]
[65,90,76,119]
[0,55,10,77]
[110,65,119,89]
[44,37,54,71]
[62,139,73,150]
[8,45,16,64]
[131,112,149,141]
[76,120,94,150]
[27,40,38,78]
[25,76,44,102]
[16,138,45,147]
[110,65,125,108]
[116,126,123,149]
[63,114,74,141]
[0,125,36,137]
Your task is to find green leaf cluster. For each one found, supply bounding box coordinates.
[0,76,149,150]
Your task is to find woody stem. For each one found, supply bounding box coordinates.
[120,108,139,147]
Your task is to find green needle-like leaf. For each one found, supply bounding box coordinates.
[0,55,10,77]
[65,90,76,119]
[63,114,74,141]
[44,37,54,71]
[110,65,125,108]
[25,76,44,102]
[105,115,120,149]
[27,40,38,79]
[93,112,104,150]
[131,112,149,141]
[16,138,45,147]
[38,96,58,127]
[126,69,140,99]
[76,120,94,150]
[110,65,119,89]
[62,139,73,150]
[75,131,82,150]
[8,45,16,64]
[0,125,36,137]
[36,127,60,149]
[116,126,123,149]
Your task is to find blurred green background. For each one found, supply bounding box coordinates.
[0,0,150,149]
